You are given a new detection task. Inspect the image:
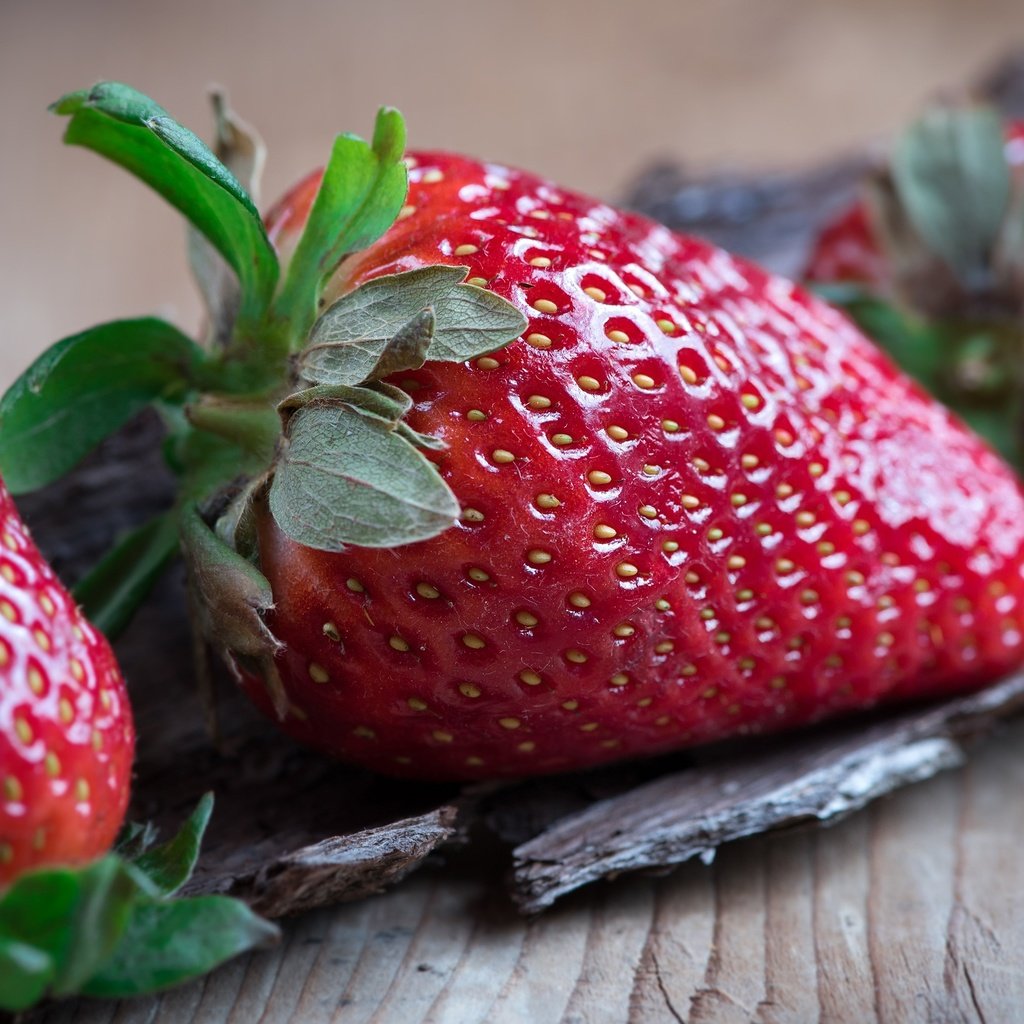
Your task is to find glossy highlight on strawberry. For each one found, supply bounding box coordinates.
[0,480,134,885]
[249,152,1024,780]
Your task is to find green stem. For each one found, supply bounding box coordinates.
[185,396,282,460]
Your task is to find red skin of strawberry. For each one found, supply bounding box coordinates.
[0,480,134,885]
[805,119,1024,287]
[243,152,1024,781]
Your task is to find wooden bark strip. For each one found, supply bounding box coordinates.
[511,674,1024,912]
[216,806,461,918]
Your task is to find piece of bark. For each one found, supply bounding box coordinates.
[510,674,1024,912]
[219,805,461,917]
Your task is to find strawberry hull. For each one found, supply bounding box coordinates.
[232,152,1024,781]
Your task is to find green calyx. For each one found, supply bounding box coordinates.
[0,82,526,638]
[0,795,279,1012]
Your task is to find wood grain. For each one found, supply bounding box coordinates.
[27,723,1024,1022]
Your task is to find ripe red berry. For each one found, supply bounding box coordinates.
[0,479,134,885]
[240,152,1024,780]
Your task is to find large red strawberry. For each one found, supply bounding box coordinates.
[0,478,134,885]
[6,83,1024,785]
[243,153,1024,779]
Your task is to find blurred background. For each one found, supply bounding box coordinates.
[1,0,1022,390]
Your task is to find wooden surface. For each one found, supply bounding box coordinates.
[30,721,1024,1023]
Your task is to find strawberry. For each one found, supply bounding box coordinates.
[0,477,134,885]
[227,151,1024,780]
[6,83,1024,785]
[803,202,889,289]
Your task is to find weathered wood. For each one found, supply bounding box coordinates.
[510,674,1024,912]
[25,723,1024,1022]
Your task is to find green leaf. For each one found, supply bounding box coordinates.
[0,857,140,1002]
[269,398,459,550]
[0,937,53,1011]
[300,265,527,386]
[279,382,413,425]
[0,318,204,494]
[73,512,181,639]
[54,857,142,994]
[131,793,213,897]
[0,797,278,1012]
[892,105,1012,289]
[52,82,279,328]
[272,107,409,341]
[82,896,279,999]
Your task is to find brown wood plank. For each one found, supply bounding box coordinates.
[26,727,1024,1024]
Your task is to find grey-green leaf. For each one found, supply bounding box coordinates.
[0,318,204,494]
[131,793,214,897]
[300,306,435,387]
[269,400,459,550]
[53,82,279,328]
[279,383,413,425]
[892,105,1012,289]
[82,896,279,999]
[301,265,526,386]
[272,107,409,341]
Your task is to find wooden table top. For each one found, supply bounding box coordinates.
[32,720,1024,1022]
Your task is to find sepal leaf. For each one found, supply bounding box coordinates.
[268,394,459,550]
[279,381,413,424]
[0,318,205,494]
[272,107,409,339]
[0,796,279,1012]
[181,504,288,717]
[52,82,279,328]
[188,88,267,345]
[300,265,527,386]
